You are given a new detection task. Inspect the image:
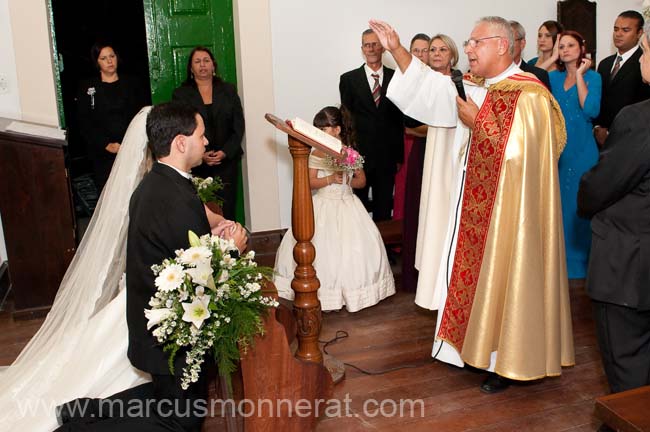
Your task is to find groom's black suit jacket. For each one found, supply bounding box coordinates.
[126,162,211,375]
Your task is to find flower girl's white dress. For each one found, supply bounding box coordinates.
[274,155,395,312]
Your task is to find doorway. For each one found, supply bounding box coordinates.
[50,0,152,219]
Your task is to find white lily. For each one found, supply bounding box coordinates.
[185,261,214,287]
[144,308,174,330]
[181,295,211,329]
[188,230,201,247]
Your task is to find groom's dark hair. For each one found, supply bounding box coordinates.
[146,102,199,159]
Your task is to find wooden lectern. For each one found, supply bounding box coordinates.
[202,114,342,432]
[264,113,346,370]
[202,281,333,432]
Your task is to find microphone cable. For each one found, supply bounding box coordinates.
[319,330,434,376]
[432,128,472,362]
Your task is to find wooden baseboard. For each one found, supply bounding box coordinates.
[12,305,51,321]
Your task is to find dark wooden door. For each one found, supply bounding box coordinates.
[558,0,597,64]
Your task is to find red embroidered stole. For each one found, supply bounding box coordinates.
[436,88,521,352]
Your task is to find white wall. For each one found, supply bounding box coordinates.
[7,0,59,126]
[233,0,282,232]
[0,0,21,120]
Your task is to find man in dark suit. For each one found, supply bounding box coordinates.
[56,103,247,431]
[578,28,650,403]
[593,10,650,148]
[510,20,551,90]
[339,29,404,221]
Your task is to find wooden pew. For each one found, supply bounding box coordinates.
[375,219,403,247]
[595,385,650,432]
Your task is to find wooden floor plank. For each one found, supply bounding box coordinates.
[1,278,613,431]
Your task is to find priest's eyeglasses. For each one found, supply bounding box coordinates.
[463,36,503,49]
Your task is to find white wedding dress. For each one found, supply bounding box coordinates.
[274,155,395,312]
[0,107,153,431]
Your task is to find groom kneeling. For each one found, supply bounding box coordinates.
[56,103,247,431]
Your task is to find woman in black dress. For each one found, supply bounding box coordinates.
[172,46,245,220]
[77,43,146,193]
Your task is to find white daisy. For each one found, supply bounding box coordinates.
[154,264,185,292]
[178,246,212,267]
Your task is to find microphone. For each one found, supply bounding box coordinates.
[451,70,466,101]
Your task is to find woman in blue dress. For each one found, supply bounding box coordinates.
[550,31,601,278]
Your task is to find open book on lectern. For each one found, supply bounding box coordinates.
[288,117,343,154]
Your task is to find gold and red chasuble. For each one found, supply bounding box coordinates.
[437,88,521,352]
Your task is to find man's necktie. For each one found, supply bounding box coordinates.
[371,73,381,107]
[610,55,623,81]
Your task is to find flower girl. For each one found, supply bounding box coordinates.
[274,106,395,312]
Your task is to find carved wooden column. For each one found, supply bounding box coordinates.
[287,135,323,364]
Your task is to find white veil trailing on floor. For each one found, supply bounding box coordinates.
[0,107,153,431]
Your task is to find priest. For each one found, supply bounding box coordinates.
[369,16,575,393]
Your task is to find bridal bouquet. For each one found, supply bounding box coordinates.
[145,230,277,390]
[326,146,365,172]
[191,175,224,207]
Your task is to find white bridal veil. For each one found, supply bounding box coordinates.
[0,107,153,431]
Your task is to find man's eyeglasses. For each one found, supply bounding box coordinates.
[463,35,503,49]
[411,48,429,55]
[363,42,380,49]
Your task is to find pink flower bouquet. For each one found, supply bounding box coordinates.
[326,146,365,172]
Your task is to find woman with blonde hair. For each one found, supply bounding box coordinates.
[428,33,459,74]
